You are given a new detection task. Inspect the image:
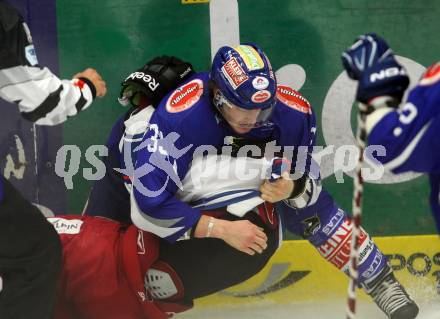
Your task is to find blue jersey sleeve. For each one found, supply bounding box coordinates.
[130,111,201,243]
[281,107,318,179]
[274,85,319,178]
[273,86,321,208]
[367,63,440,173]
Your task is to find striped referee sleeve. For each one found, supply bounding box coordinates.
[0,65,95,126]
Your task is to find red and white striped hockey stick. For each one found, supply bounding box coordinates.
[346,103,368,319]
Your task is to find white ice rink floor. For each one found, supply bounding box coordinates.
[177,298,440,319]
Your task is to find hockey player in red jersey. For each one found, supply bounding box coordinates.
[51,215,188,319]
[52,204,276,318]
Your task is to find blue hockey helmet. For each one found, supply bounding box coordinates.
[210,44,277,126]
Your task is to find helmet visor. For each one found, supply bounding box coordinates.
[213,90,274,129]
[118,83,150,108]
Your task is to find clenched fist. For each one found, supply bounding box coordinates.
[260,172,294,203]
[74,68,107,97]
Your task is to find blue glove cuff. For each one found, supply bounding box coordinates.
[357,57,409,104]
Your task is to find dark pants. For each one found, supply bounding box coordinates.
[159,211,279,302]
[0,177,61,319]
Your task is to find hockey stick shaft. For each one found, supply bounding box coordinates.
[346,103,368,319]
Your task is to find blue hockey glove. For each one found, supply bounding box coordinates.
[342,33,409,108]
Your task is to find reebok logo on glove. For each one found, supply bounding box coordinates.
[370,67,407,83]
[125,72,160,91]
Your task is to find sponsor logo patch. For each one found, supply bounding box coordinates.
[166,79,203,113]
[277,85,311,114]
[301,215,321,237]
[317,218,368,270]
[235,45,265,71]
[322,209,345,236]
[251,90,271,103]
[25,45,38,66]
[420,62,440,86]
[362,250,383,279]
[358,238,375,264]
[266,58,275,80]
[222,57,249,89]
[48,218,83,234]
[252,76,269,90]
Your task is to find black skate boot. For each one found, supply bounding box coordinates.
[362,264,419,319]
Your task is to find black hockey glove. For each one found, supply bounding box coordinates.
[119,56,195,108]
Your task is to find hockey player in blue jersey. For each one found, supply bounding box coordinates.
[85,46,418,318]
[128,45,312,243]
[86,54,281,304]
[342,33,440,233]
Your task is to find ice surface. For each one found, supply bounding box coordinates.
[177,297,440,319]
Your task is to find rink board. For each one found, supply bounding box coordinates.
[195,235,440,307]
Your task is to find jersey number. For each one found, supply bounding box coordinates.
[147,124,167,155]
[398,102,418,125]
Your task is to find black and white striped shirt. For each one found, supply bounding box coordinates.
[0,1,96,126]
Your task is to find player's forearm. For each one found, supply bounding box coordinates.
[193,215,227,239]
[193,215,269,255]
[131,188,202,242]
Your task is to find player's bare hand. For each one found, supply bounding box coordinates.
[221,219,268,256]
[74,68,107,97]
[260,172,294,203]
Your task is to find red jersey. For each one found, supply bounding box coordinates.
[49,215,173,319]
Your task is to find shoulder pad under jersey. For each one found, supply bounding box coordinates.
[276,84,312,114]
[419,62,440,86]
